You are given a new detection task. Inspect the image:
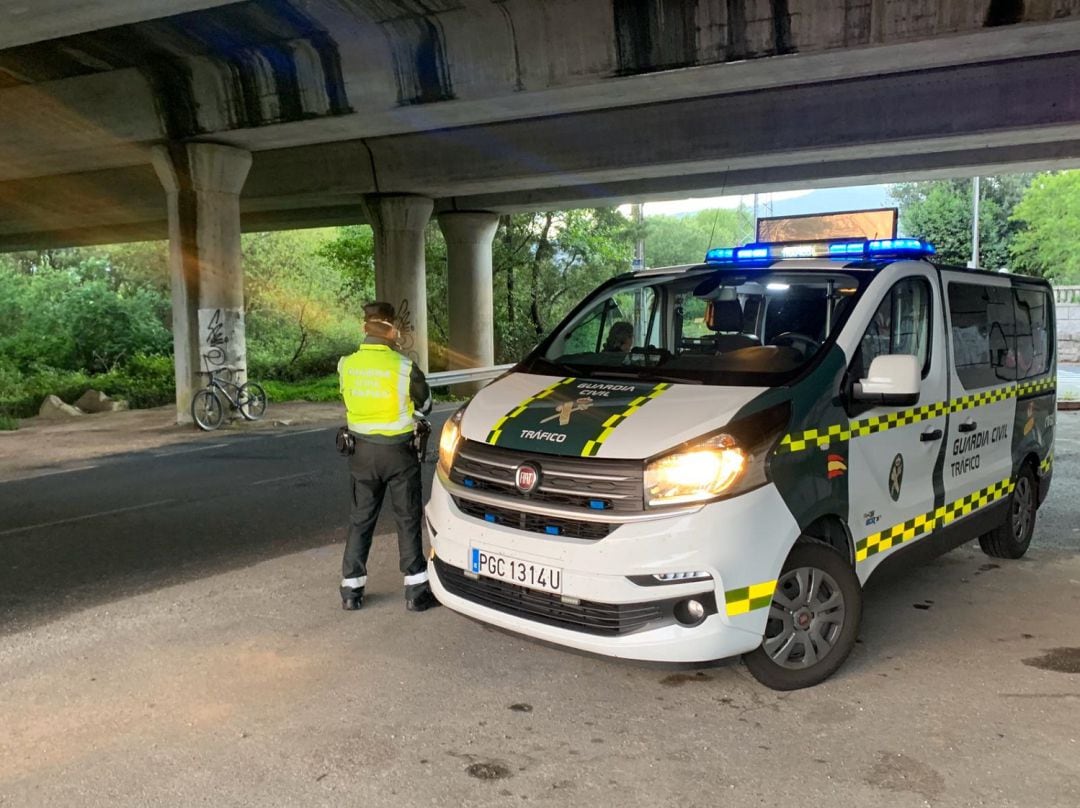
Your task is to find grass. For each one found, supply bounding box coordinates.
[261,374,340,403]
[260,373,466,405]
[0,414,18,431]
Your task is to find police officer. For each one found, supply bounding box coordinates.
[338,301,437,612]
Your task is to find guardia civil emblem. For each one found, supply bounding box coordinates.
[888,454,904,501]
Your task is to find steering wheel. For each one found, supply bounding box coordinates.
[630,345,672,365]
[770,331,819,356]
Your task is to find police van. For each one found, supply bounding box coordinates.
[427,237,1056,689]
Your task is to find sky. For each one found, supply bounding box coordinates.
[620,183,895,218]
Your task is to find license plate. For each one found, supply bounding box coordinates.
[470,548,563,594]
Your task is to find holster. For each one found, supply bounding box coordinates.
[413,419,431,462]
[335,426,356,456]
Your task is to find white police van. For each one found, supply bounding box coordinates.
[427,238,1056,689]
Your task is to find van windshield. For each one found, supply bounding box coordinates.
[523,268,867,387]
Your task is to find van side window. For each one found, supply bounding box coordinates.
[851,277,932,382]
[947,283,1016,389]
[1013,287,1052,379]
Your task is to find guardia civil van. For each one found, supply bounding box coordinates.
[427,237,1056,689]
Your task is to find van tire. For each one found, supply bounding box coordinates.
[742,543,862,691]
[979,465,1037,559]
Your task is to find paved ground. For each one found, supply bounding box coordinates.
[1,410,1079,807]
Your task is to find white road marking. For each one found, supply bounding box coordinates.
[250,471,316,486]
[273,427,333,438]
[0,498,176,537]
[0,464,99,484]
[153,442,229,456]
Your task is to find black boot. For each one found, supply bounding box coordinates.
[341,587,364,611]
[406,587,440,612]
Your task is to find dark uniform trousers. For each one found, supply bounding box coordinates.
[342,439,429,598]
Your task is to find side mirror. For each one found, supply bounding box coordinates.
[852,354,921,406]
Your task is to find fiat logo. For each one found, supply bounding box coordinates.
[515,463,541,493]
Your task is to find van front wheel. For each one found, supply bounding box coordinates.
[743,543,862,691]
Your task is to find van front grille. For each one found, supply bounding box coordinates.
[450,440,644,514]
[452,497,613,540]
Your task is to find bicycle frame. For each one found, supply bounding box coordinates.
[203,371,244,409]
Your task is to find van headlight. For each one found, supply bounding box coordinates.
[438,407,466,474]
[645,434,746,506]
[643,402,791,509]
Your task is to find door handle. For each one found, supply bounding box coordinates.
[958,421,977,433]
[920,428,943,442]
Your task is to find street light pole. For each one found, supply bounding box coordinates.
[970,176,981,268]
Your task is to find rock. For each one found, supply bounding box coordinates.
[38,395,85,419]
[74,389,129,413]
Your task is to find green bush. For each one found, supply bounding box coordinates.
[0,354,174,418]
[0,365,93,418]
[99,354,175,408]
[0,414,18,431]
[261,374,340,403]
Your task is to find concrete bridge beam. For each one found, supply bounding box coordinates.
[361,194,433,371]
[438,211,499,394]
[151,142,252,424]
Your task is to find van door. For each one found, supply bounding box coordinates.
[941,273,1017,515]
[845,267,947,570]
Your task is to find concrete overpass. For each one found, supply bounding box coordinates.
[3,0,1080,420]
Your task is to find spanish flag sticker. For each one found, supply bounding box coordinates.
[827,454,847,480]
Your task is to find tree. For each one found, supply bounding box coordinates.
[492,208,635,362]
[242,229,363,377]
[643,207,752,268]
[1009,171,1080,282]
[890,176,1034,268]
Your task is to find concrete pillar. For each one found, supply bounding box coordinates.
[361,194,434,370]
[438,211,499,394]
[152,143,252,423]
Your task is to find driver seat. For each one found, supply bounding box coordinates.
[706,300,760,353]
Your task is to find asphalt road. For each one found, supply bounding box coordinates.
[2,409,1079,807]
[0,410,452,637]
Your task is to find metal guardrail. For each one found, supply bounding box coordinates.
[426,364,515,387]
[1054,286,1080,304]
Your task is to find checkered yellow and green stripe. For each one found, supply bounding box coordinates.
[724,579,778,616]
[486,377,576,444]
[1040,451,1053,475]
[855,477,1015,562]
[776,376,1056,455]
[581,383,672,457]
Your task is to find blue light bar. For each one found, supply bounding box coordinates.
[705,237,936,265]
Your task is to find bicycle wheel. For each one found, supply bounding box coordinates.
[191,388,225,431]
[238,382,267,421]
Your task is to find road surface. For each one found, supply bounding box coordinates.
[1,409,1079,807]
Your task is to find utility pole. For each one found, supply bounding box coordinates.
[631,203,646,343]
[631,203,644,272]
[970,176,981,268]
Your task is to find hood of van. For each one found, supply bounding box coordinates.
[460,372,767,460]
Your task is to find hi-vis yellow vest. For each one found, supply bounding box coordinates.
[338,344,414,437]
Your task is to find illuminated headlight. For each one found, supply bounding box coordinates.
[438,407,465,474]
[644,434,747,507]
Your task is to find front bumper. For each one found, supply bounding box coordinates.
[426,472,801,663]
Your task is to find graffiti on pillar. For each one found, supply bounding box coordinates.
[395,298,420,363]
[198,307,246,379]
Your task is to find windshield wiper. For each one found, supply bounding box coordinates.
[532,358,589,378]
[598,370,703,385]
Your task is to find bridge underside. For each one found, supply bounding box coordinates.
[2,48,1080,251]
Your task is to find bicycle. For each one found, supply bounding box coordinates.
[191,370,268,431]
